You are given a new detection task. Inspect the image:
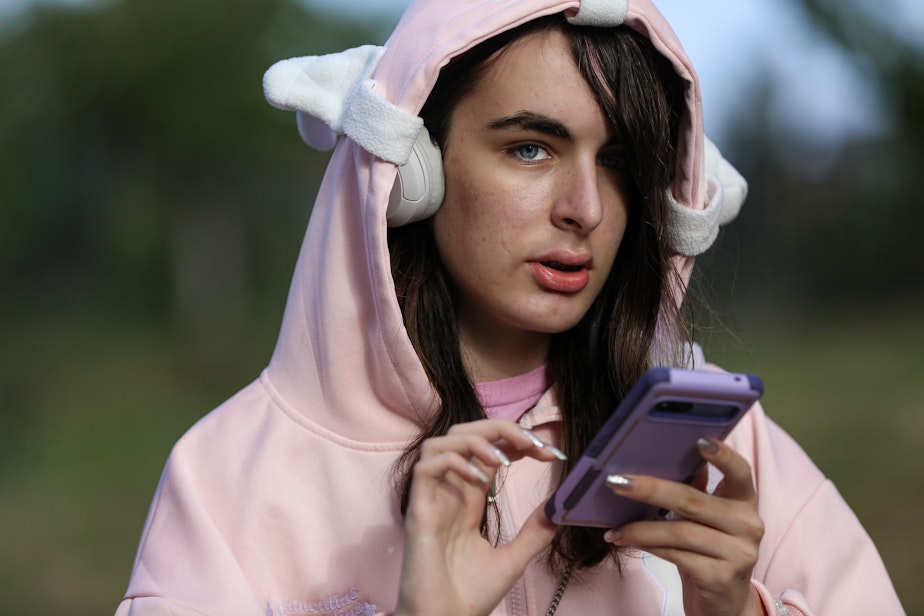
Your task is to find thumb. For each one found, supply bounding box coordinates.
[497,505,558,571]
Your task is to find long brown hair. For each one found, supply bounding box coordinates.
[389,15,690,573]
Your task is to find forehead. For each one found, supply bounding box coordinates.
[474,28,581,98]
[450,28,610,139]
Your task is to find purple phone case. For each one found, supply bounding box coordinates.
[545,368,763,528]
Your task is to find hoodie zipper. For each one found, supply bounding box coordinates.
[503,557,526,615]
[496,473,526,615]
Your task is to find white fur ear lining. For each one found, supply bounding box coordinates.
[566,0,629,27]
[339,80,423,165]
[703,136,747,226]
[666,137,748,256]
[264,45,422,165]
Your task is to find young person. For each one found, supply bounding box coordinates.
[116,1,904,614]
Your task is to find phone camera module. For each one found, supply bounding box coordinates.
[655,400,694,413]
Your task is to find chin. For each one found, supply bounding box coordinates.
[515,310,587,335]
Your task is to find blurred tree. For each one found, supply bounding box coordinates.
[0,2,920,613]
[797,0,924,297]
[798,0,924,135]
[0,0,384,345]
[701,0,924,313]
[0,7,392,612]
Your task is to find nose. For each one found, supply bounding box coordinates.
[551,158,604,234]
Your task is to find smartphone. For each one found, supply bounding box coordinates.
[545,367,763,528]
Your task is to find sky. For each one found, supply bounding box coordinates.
[4,0,921,149]
[297,0,924,149]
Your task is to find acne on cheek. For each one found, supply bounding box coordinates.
[468,189,514,227]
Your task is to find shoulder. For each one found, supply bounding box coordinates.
[727,399,827,493]
[701,363,826,498]
[704,364,830,538]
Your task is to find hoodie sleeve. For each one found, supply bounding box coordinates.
[115,444,267,616]
[726,403,905,615]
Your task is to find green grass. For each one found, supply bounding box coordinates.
[0,314,275,615]
[1,305,920,614]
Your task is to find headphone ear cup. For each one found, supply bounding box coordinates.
[387,126,445,226]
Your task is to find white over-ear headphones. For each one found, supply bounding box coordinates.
[386,126,445,226]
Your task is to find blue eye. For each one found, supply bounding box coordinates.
[511,144,549,162]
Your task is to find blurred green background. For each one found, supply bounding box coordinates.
[1,0,922,614]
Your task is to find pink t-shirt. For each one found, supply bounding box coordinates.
[475,365,549,422]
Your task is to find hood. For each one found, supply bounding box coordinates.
[261,0,747,443]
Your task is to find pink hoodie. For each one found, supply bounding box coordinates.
[116,1,904,614]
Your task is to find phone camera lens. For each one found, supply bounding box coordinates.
[656,401,694,413]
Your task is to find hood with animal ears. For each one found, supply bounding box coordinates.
[261,0,747,441]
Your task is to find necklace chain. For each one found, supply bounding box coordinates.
[489,475,573,615]
[544,563,575,616]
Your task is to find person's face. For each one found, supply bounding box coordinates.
[432,28,630,361]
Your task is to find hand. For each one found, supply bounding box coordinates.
[394,420,563,616]
[603,438,766,616]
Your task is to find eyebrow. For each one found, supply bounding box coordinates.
[486,111,571,140]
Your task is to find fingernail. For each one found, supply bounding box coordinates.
[604,528,623,544]
[468,462,490,484]
[606,474,634,491]
[697,437,720,455]
[494,448,511,467]
[521,428,545,449]
[545,443,568,461]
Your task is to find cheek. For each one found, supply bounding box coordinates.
[439,162,521,243]
[434,177,489,248]
[431,180,495,273]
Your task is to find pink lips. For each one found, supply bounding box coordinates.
[528,256,591,293]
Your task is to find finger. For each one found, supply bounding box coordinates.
[695,438,756,502]
[445,420,567,462]
[421,431,513,471]
[689,462,709,492]
[640,544,755,593]
[638,541,759,616]
[604,472,718,523]
[629,530,760,597]
[606,518,735,560]
[606,519,761,587]
[643,542,758,580]
[496,505,558,577]
[414,454,491,491]
[606,470,766,545]
[605,471,756,534]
